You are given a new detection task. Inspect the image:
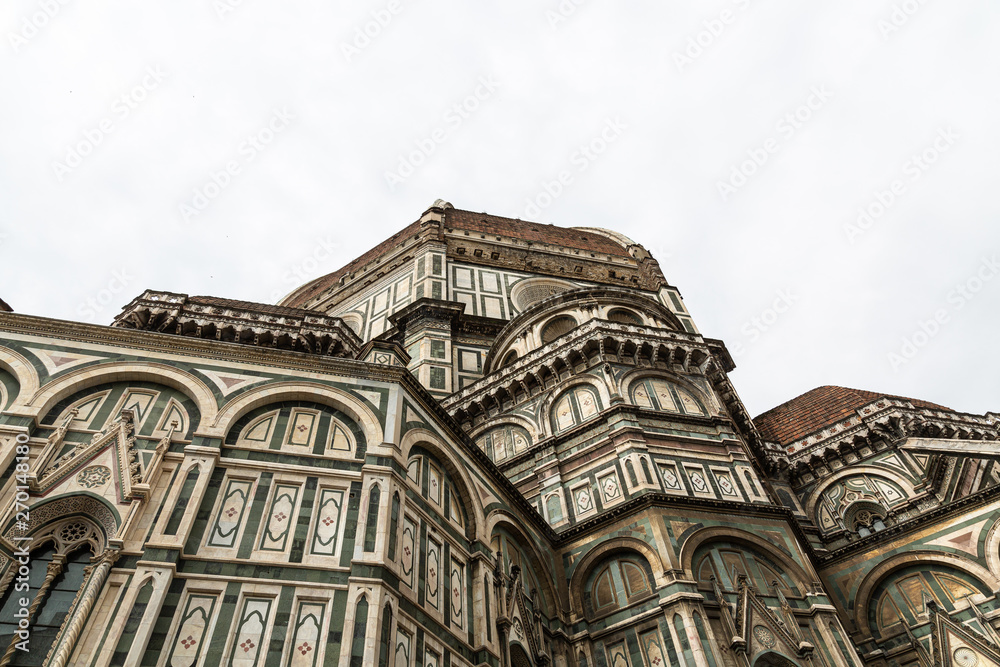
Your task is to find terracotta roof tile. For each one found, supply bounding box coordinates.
[442,208,630,257]
[753,385,950,445]
[282,206,633,309]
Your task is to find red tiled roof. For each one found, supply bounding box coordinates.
[754,385,950,446]
[282,218,425,308]
[281,206,633,308]
[442,208,631,257]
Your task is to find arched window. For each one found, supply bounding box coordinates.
[387,492,400,560]
[0,544,92,665]
[607,308,642,325]
[364,485,381,552]
[377,603,392,667]
[870,564,989,636]
[500,350,519,368]
[405,449,467,530]
[476,424,531,462]
[586,555,653,616]
[640,457,653,484]
[630,378,707,416]
[540,315,577,344]
[625,459,639,487]
[350,597,368,667]
[551,386,602,433]
[692,540,800,598]
[545,493,563,524]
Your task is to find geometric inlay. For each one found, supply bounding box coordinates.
[753,625,776,648]
[77,465,111,489]
[197,368,267,396]
[25,347,106,375]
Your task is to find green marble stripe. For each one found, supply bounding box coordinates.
[325,589,349,665]
[237,472,273,559]
[164,466,201,535]
[339,481,363,568]
[185,466,226,554]
[88,573,133,667]
[290,476,318,564]
[139,577,185,666]
[110,578,154,665]
[205,581,242,665]
[264,585,297,667]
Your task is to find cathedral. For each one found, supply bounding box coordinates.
[0,200,997,667]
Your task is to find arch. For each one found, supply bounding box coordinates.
[568,536,667,616]
[509,277,578,313]
[753,651,800,667]
[619,369,718,416]
[540,315,579,345]
[605,308,643,325]
[474,420,534,462]
[509,642,533,667]
[4,492,120,546]
[472,414,541,449]
[401,427,483,539]
[0,346,38,409]
[486,514,560,616]
[213,381,383,444]
[804,466,918,524]
[27,362,217,431]
[679,527,816,591]
[851,550,1000,636]
[540,376,611,438]
[979,514,1000,580]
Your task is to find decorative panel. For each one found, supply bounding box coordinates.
[208,478,254,548]
[310,488,344,556]
[260,484,300,552]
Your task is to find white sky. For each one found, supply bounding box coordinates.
[2,1,997,418]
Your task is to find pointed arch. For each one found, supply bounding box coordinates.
[400,427,483,540]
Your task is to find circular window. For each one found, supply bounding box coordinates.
[540,316,577,344]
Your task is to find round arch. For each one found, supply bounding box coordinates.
[851,550,1000,636]
[538,375,611,439]
[213,381,383,444]
[471,415,540,451]
[678,527,817,590]
[400,427,483,540]
[0,345,39,409]
[804,466,918,523]
[486,513,561,617]
[567,537,667,617]
[26,362,217,430]
[618,368,719,415]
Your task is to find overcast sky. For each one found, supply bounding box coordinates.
[2,1,997,418]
